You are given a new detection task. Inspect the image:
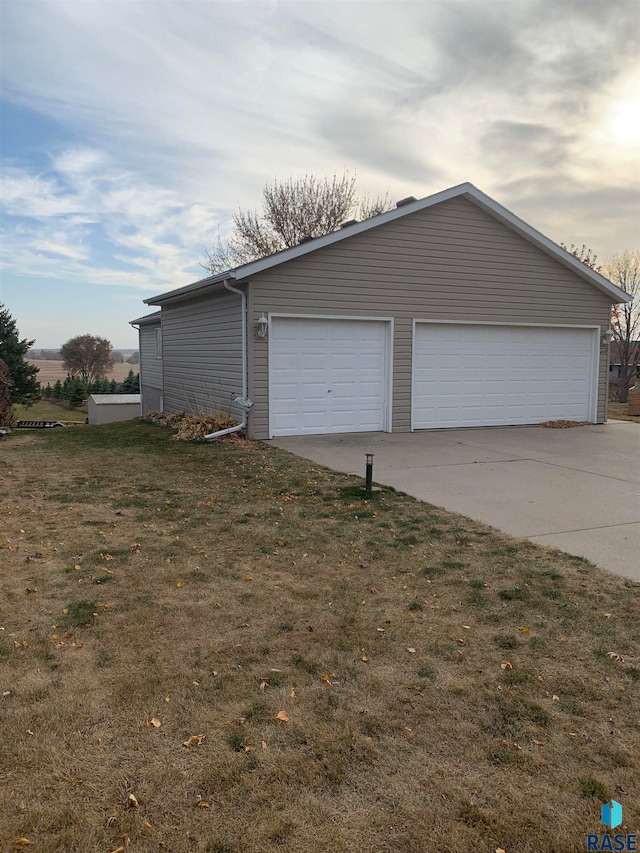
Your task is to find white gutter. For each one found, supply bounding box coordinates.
[204,279,248,440]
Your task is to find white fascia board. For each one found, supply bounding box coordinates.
[462,186,632,305]
[237,183,630,304]
[130,311,162,326]
[142,182,631,307]
[144,272,235,306]
[236,183,476,279]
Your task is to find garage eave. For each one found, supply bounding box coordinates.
[140,183,632,308]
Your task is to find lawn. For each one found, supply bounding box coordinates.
[13,399,87,423]
[608,402,640,423]
[1,421,638,853]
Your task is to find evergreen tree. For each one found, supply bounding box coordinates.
[43,382,52,399]
[121,369,140,393]
[52,379,64,400]
[68,376,86,408]
[0,304,40,404]
[109,379,118,393]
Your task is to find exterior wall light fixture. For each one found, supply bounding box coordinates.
[256,313,269,339]
[601,329,614,348]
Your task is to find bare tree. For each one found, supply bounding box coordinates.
[560,242,601,272]
[602,251,640,403]
[203,171,392,274]
[61,334,115,386]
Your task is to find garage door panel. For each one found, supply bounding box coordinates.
[413,324,594,429]
[270,318,388,436]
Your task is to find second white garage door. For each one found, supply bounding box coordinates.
[413,323,597,429]
[270,317,390,436]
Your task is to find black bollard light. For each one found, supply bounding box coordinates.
[365,453,374,492]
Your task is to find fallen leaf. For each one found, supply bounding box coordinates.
[552,695,560,701]
[361,656,369,662]
[407,648,416,654]
[128,793,139,808]
[197,800,211,808]
[176,581,182,588]
[276,711,289,722]
[261,740,267,750]
[607,652,625,662]
[560,636,568,642]
[320,674,333,687]
[603,613,612,618]
[13,840,33,850]
[532,740,544,746]
[521,626,531,634]
[151,718,161,728]
[235,717,247,725]
[289,687,296,699]
[245,574,252,581]
[496,848,507,853]
[182,734,205,747]
[142,821,153,830]
[501,662,512,670]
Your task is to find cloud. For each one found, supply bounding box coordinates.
[0,0,638,305]
[0,149,221,291]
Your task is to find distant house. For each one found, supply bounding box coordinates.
[131,182,631,439]
[609,341,640,380]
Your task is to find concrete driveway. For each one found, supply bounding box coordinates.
[271,422,640,582]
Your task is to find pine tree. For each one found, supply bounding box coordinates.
[0,304,40,404]
[52,379,64,400]
[68,377,86,408]
[109,379,118,393]
[43,383,52,399]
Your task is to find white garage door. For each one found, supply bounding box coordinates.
[413,323,596,429]
[270,317,389,436]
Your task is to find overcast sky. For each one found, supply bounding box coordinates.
[1,0,639,348]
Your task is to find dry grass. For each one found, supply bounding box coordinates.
[1,421,638,853]
[608,402,640,423]
[29,360,135,386]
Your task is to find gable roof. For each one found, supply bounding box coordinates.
[145,183,632,307]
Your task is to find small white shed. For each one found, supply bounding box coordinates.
[88,394,141,425]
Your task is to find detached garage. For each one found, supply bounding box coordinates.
[134,182,630,439]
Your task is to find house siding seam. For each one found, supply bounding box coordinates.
[161,289,243,417]
[248,196,612,439]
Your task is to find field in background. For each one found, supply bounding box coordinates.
[29,360,135,386]
[1,422,638,852]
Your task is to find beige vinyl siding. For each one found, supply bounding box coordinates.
[248,196,612,439]
[137,321,163,415]
[139,323,162,389]
[140,385,162,415]
[162,288,243,416]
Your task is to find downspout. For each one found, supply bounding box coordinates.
[205,277,248,440]
[129,321,144,416]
